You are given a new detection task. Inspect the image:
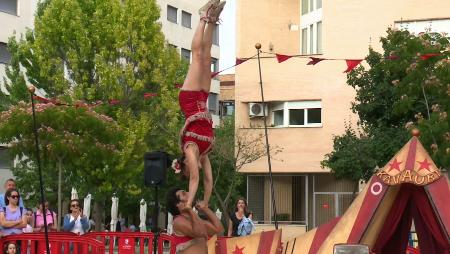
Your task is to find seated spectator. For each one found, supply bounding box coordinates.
[0,189,26,235]
[63,199,89,235]
[32,200,57,232]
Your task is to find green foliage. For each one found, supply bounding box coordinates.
[0,102,124,204]
[0,0,188,226]
[323,28,450,183]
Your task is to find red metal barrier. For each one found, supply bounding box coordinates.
[0,232,105,254]
[84,231,154,254]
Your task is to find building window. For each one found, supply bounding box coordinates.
[208,93,219,115]
[301,22,322,54]
[211,58,219,72]
[0,43,11,64]
[0,147,10,169]
[167,5,178,23]
[301,28,308,54]
[181,11,191,28]
[212,26,219,45]
[317,21,322,54]
[273,110,284,126]
[271,101,322,127]
[220,101,234,117]
[181,48,191,63]
[302,0,322,14]
[301,0,308,15]
[0,0,18,15]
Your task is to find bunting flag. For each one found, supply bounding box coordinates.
[211,71,221,78]
[275,54,293,63]
[143,92,158,99]
[343,59,363,73]
[386,55,400,60]
[307,57,326,65]
[420,53,441,60]
[108,99,121,105]
[236,58,249,65]
[215,230,282,254]
[175,84,183,89]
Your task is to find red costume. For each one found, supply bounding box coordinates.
[179,90,214,156]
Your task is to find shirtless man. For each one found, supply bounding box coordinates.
[166,187,224,254]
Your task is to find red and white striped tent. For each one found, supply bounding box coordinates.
[284,134,450,254]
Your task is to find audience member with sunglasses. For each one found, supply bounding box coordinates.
[0,189,27,236]
[62,199,89,235]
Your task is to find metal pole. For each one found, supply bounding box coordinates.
[255,43,278,229]
[153,185,159,254]
[28,86,51,254]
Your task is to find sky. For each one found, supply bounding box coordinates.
[219,0,236,74]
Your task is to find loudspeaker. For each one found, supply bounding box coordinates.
[144,151,171,187]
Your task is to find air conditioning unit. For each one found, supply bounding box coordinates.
[249,103,268,117]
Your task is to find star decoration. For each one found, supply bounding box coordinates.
[233,245,245,254]
[417,159,432,171]
[388,158,402,172]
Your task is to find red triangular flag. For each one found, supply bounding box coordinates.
[386,55,400,60]
[420,53,441,60]
[33,95,51,104]
[344,59,363,73]
[307,57,325,65]
[211,71,220,78]
[175,84,183,89]
[276,54,293,63]
[144,93,158,99]
[236,58,248,65]
[109,99,121,105]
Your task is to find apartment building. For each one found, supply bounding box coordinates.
[235,0,450,229]
[0,0,37,192]
[156,0,221,127]
[219,74,235,119]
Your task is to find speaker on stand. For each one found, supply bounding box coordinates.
[144,151,171,254]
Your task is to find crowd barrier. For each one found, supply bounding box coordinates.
[0,232,105,254]
[84,232,154,254]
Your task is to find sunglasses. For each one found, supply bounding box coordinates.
[9,195,19,199]
[71,203,79,207]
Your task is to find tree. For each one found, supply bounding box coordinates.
[322,28,450,184]
[209,116,282,226]
[0,0,188,229]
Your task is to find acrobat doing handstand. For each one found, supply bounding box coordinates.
[172,0,226,210]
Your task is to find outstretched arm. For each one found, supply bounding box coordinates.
[185,147,200,208]
[196,201,224,236]
[201,155,213,204]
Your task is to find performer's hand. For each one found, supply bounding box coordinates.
[181,205,193,214]
[195,200,208,211]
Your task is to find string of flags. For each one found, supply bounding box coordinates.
[30,51,442,107]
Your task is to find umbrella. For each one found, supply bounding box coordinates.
[167,212,173,235]
[83,194,92,220]
[110,196,119,232]
[215,208,222,220]
[71,188,78,200]
[139,199,147,232]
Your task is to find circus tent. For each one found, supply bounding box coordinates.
[284,133,450,254]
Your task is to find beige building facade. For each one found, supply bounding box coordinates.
[235,0,450,229]
[156,0,221,126]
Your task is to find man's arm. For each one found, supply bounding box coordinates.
[173,208,207,239]
[196,201,224,236]
[201,156,213,204]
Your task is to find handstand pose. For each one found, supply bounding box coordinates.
[173,0,226,210]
